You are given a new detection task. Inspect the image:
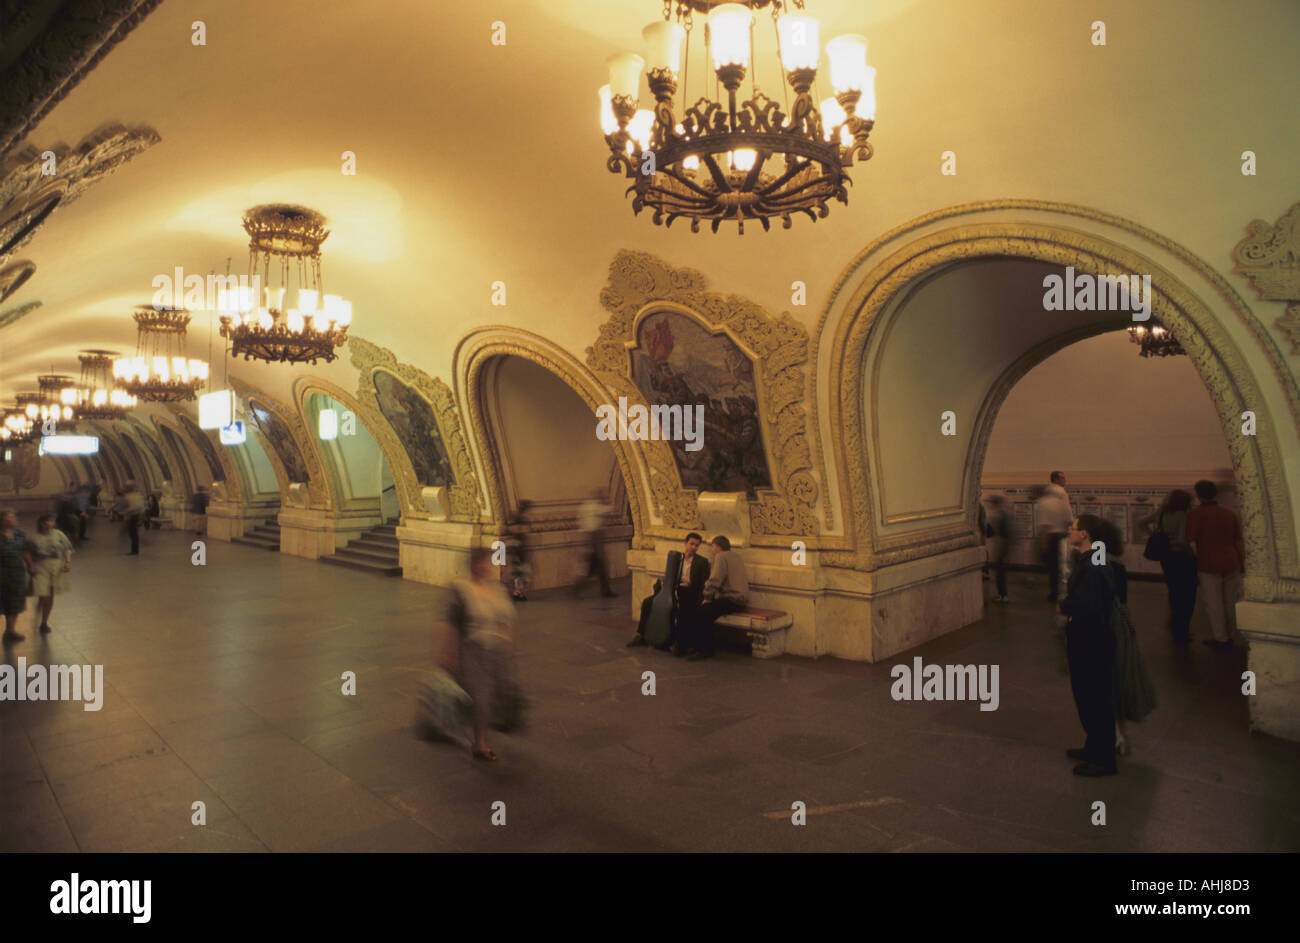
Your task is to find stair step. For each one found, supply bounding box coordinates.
[252,526,280,536]
[338,544,401,564]
[233,535,279,551]
[357,533,398,548]
[320,555,402,577]
[372,525,397,536]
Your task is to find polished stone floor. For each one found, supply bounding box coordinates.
[1,521,1296,853]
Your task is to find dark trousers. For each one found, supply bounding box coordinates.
[1160,551,1198,642]
[637,591,698,646]
[1042,533,1065,600]
[77,514,87,542]
[1066,620,1116,769]
[127,514,140,553]
[574,533,610,596]
[687,598,745,656]
[991,539,1009,597]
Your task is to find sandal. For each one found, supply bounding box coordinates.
[472,748,498,762]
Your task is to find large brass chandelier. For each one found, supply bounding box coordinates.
[1,406,35,444]
[217,204,352,364]
[114,308,209,402]
[21,376,77,423]
[66,350,137,419]
[602,0,876,233]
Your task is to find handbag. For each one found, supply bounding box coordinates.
[1143,512,1170,561]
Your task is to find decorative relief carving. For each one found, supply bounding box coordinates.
[0,260,35,303]
[0,125,160,266]
[348,336,482,522]
[0,300,39,331]
[225,377,329,509]
[1232,202,1300,354]
[0,1,164,156]
[586,249,818,542]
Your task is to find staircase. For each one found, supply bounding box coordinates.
[232,517,281,551]
[320,520,402,577]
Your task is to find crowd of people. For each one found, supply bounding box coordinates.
[980,472,1245,778]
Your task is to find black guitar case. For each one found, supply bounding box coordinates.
[643,550,682,647]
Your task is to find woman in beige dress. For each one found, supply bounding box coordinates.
[29,514,73,633]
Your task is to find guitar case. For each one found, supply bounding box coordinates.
[643,550,682,647]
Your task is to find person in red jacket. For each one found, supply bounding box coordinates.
[1185,480,1243,651]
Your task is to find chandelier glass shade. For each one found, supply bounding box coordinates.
[602,0,876,232]
[1128,321,1186,358]
[217,204,352,365]
[65,350,138,419]
[114,308,209,402]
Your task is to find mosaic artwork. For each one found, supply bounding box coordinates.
[248,399,311,484]
[372,369,455,487]
[178,414,226,482]
[133,426,172,481]
[629,311,771,496]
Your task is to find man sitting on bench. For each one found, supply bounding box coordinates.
[682,535,748,660]
[627,532,709,649]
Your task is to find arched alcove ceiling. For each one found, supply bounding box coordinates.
[3,0,1296,418]
[818,210,1298,605]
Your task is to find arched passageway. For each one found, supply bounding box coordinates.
[471,352,634,590]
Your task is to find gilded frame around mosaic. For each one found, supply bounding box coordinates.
[586,249,819,542]
[348,336,481,522]
[226,378,330,509]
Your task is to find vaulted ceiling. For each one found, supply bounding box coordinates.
[1,0,1297,409]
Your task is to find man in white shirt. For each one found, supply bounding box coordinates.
[1035,471,1074,603]
[572,488,614,598]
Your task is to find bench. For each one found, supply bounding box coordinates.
[714,608,792,659]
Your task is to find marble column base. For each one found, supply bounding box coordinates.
[396,519,481,585]
[204,500,278,542]
[1237,600,1300,742]
[520,525,632,590]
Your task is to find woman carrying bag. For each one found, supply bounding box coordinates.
[1142,489,1197,644]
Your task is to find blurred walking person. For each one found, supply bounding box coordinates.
[1186,480,1243,651]
[0,510,35,643]
[122,481,145,555]
[572,488,614,598]
[440,547,519,761]
[986,496,1013,602]
[1035,471,1074,604]
[190,486,210,536]
[29,514,72,634]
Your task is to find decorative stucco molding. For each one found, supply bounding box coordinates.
[586,249,819,542]
[1,125,160,267]
[226,377,330,509]
[348,335,482,522]
[1232,201,1300,355]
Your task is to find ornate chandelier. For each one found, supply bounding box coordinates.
[20,379,76,423]
[114,307,209,402]
[27,375,79,423]
[1128,321,1186,358]
[65,350,137,419]
[1,406,36,444]
[602,0,876,233]
[217,204,352,364]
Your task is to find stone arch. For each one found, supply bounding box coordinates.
[817,200,1299,605]
[454,326,648,540]
[291,376,408,520]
